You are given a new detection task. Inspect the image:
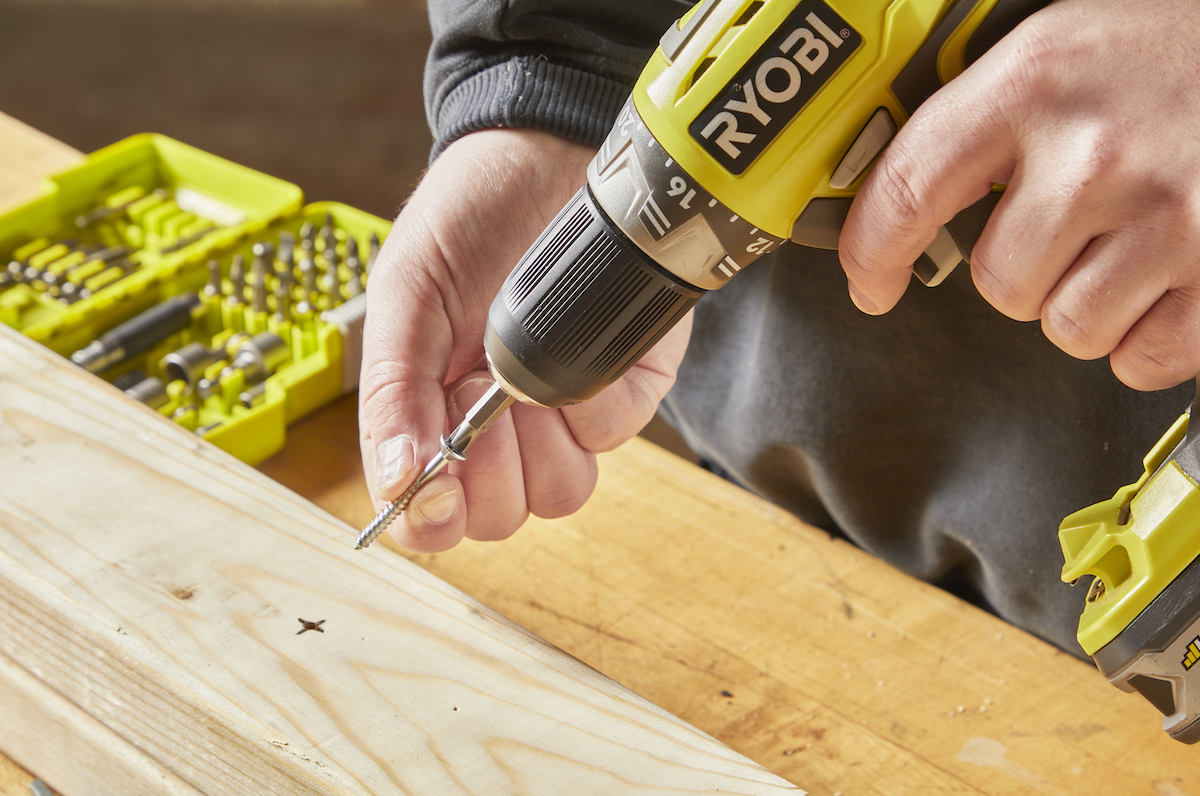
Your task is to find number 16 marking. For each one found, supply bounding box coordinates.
[666,176,695,209]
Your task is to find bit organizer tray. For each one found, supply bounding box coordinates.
[0,134,390,464]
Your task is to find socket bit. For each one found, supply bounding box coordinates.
[199,332,290,400]
[160,342,224,392]
[124,376,170,410]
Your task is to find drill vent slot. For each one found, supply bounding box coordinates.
[588,289,696,381]
[506,199,592,311]
[688,0,764,89]
[522,232,622,345]
[546,263,652,367]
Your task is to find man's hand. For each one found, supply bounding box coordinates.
[359,129,691,553]
[839,0,1200,391]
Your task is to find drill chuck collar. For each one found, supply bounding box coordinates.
[484,184,703,408]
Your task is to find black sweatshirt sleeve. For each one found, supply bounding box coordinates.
[424,0,691,159]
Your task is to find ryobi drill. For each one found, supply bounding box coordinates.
[357,0,1200,745]
[357,0,1040,545]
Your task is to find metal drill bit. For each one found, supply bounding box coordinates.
[354,382,517,549]
[251,241,274,281]
[74,188,166,228]
[227,254,246,306]
[276,230,296,284]
[251,268,270,313]
[295,253,319,315]
[203,258,222,297]
[319,212,335,252]
[272,279,291,323]
[70,292,202,373]
[299,220,316,257]
[344,237,364,297]
[161,224,217,254]
[321,243,342,307]
[298,253,318,293]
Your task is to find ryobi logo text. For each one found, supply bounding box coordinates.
[690,0,861,174]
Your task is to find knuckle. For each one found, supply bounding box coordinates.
[1041,299,1109,360]
[990,19,1070,110]
[529,457,597,520]
[869,150,932,240]
[969,252,1034,320]
[1111,344,1189,392]
[529,484,587,520]
[358,359,408,415]
[1113,289,1200,390]
[574,411,628,453]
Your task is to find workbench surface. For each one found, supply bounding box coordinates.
[1,113,1196,796]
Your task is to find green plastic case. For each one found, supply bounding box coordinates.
[0,134,390,465]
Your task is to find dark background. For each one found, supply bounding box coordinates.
[0,0,433,220]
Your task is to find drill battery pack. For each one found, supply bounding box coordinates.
[0,133,390,465]
[1060,406,1200,742]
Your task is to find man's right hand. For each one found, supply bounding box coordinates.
[359,129,692,553]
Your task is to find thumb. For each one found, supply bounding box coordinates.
[358,246,455,506]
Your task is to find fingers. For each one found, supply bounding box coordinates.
[1114,286,1200,391]
[358,129,614,551]
[398,312,692,549]
[839,76,1013,314]
[839,0,1200,390]
[511,399,598,521]
[378,372,603,552]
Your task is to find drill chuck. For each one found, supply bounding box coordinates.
[485,185,704,408]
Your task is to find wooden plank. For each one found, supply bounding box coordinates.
[0,114,81,213]
[0,324,799,796]
[264,405,1200,794]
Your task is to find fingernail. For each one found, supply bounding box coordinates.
[848,281,879,314]
[411,484,459,526]
[374,435,415,491]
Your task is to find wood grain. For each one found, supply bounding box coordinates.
[0,323,799,795]
[4,110,1199,795]
[258,400,1200,795]
[0,115,80,214]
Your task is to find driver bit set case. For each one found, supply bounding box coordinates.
[0,134,390,464]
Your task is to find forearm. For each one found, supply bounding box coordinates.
[424,0,689,157]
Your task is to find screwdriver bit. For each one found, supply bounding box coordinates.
[227,254,246,306]
[354,381,516,550]
[203,258,222,298]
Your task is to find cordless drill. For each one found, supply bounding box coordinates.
[356,0,1200,746]
[356,0,1039,548]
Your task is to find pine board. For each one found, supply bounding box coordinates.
[0,323,799,795]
